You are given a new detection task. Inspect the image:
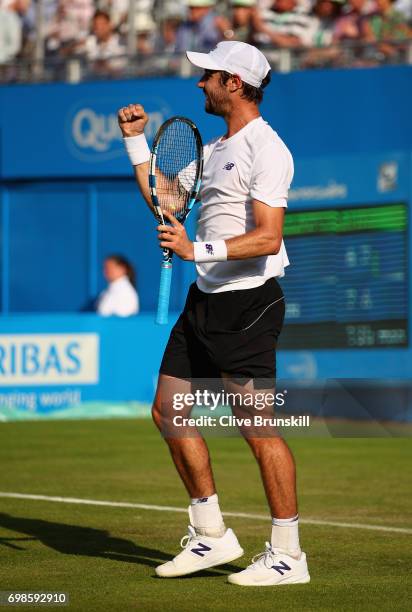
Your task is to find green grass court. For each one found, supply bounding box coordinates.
[0,419,411,611]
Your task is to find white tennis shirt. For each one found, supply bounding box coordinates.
[97,276,139,317]
[196,116,293,293]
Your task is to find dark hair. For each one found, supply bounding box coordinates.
[93,10,111,22]
[314,0,343,17]
[219,70,271,104]
[106,254,136,287]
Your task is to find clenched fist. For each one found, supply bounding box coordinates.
[118,103,149,137]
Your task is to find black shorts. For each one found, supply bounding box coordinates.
[160,277,285,386]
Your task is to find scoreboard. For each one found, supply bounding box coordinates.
[279,203,408,349]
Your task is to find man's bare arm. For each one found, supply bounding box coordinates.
[118,104,183,212]
[118,103,153,209]
[133,161,152,207]
[157,200,285,261]
[225,200,284,259]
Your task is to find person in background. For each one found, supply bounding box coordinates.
[134,12,156,55]
[254,0,316,48]
[224,0,257,43]
[311,0,344,46]
[81,9,127,75]
[301,0,344,66]
[154,15,183,53]
[97,254,139,317]
[46,0,94,55]
[333,0,371,43]
[0,1,23,65]
[97,0,129,30]
[361,0,412,54]
[60,0,93,36]
[174,0,229,52]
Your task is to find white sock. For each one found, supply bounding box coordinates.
[271,514,301,558]
[189,493,226,537]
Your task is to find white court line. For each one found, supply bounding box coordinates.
[0,491,411,535]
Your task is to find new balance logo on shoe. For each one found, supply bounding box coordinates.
[191,542,212,557]
[271,561,292,575]
[155,525,244,578]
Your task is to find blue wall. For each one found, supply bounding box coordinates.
[0,180,196,312]
[0,66,410,180]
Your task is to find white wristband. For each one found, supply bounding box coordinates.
[123,134,150,166]
[194,240,227,263]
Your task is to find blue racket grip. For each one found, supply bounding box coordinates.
[156,261,173,325]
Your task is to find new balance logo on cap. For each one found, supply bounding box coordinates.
[191,542,212,557]
[271,561,292,575]
[223,162,235,170]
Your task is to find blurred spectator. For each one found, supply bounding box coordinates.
[97,255,139,317]
[153,16,183,52]
[5,0,31,55]
[61,0,93,36]
[46,0,94,55]
[154,0,186,22]
[135,12,156,55]
[97,0,129,29]
[97,0,157,34]
[255,0,317,47]
[82,10,126,74]
[224,0,257,43]
[301,0,343,65]
[333,0,371,42]
[0,1,22,64]
[311,0,344,46]
[362,0,412,40]
[361,0,412,58]
[174,0,229,52]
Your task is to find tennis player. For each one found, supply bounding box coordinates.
[118,41,310,587]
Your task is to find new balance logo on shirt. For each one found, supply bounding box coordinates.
[223,162,235,170]
[191,542,212,557]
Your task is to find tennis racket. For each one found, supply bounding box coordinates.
[149,116,203,325]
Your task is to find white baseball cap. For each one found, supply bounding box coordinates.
[186,41,271,88]
[185,0,215,5]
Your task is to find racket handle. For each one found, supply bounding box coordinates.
[156,261,173,325]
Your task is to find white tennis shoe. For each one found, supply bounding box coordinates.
[155,524,244,578]
[227,542,310,586]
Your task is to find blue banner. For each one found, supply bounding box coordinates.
[1,66,411,180]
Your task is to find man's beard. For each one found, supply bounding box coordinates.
[204,92,225,116]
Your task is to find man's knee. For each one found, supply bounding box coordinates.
[152,398,177,434]
[152,400,162,430]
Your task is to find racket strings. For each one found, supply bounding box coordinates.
[155,120,199,218]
